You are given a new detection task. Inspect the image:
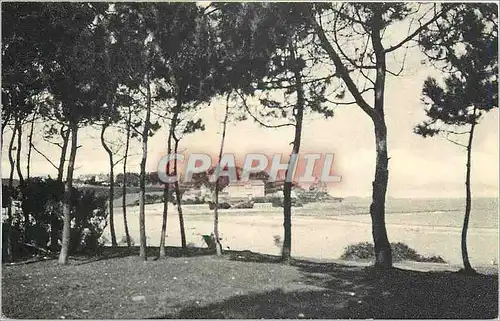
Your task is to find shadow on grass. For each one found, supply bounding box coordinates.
[69,246,217,265]
[227,250,282,264]
[73,247,283,265]
[4,246,280,266]
[152,251,499,319]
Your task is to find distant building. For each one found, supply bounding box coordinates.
[224,180,265,200]
[181,184,214,202]
[266,179,302,195]
[77,173,109,185]
[78,174,95,182]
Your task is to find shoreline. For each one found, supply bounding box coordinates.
[104,203,498,267]
[117,202,498,230]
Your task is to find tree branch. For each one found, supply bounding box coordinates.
[30,143,59,170]
[332,5,368,26]
[113,152,141,167]
[333,6,377,70]
[259,74,338,91]
[445,133,467,148]
[310,15,376,119]
[326,99,360,106]
[113,155,127,167]
[445,129,471,135]
[387,44,409,77]
[384,5,453,54]
[237,91,294,129]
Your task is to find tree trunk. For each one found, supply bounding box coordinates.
[100,123,117,247]
[159,175,170,257]
[15,120,24,186]
[282,179,292,262]
[370,12,392,269]
[1,108,11,149]
[122,108,132,248]
[461,112,477,274]
[50,201,60,253]
[139,79,152,261]
[58,124,78,265]
[51,125,70,253]
[15,120,30,242]
[309,15,391,265]
[6,126,17,261]
[173,137,186,249]
[26,112,36,179]
[159,118,174,258]
[370,120,392,268]
[57,125,70,182]
[213,188,222,256]
[282,41,305,263]
[213,94,231,256]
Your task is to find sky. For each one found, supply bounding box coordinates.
[2,7,498,199]
[3,56,497,199]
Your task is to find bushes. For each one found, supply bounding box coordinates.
[181,197,206,205]
[253,196,302,207]
[131,193,166,206]
[341,242,374,260]
[208,201,231,210]
[270,198,303,208]
[340,242,446,263]
[69,188,108,254]
[2,178,108,261]
[232,200,254,209]
[253,196,277,203]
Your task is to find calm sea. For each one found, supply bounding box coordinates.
[295,197,499,229]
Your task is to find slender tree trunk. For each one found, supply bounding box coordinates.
[100,123,117,247]
[50,201,60,254]
[369,12,392,268]
[14,120,30,242]
[370,120,392,268]
[15,120,24,186]
[6,126,17,261]
[173,137,186,249]
[139,79,152,261]
[159,119,174,257]
[1,109,11,150]
[309,14,393,266]
[213,94,231,256]
[51,125,70,253]
[213,187,222,256]
[461,111,477,274]
[57,126,70,182]
[122,108,132,248]
[109,159,116,246]
[313,9,393,268]
[282,41,305,263]
[58,124,78,265]
[26,112,36,179]
[212,206,221,256]
[159,169,170,257]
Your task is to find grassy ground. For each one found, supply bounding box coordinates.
[2,247,498,319]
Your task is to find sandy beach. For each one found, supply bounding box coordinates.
[103,203,499,267]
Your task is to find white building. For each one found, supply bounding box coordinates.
[224,180,265,200]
